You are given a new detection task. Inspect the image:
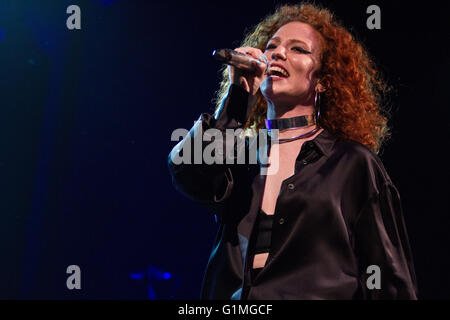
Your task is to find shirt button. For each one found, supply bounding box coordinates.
[302,160,308,165]
[287,183,294,190]
[279,218,285,225]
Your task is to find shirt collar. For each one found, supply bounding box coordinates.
[259,126,337,164]
[310,127,337,158]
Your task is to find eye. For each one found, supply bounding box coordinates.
[265,43,276,50]
[292,46,311,54]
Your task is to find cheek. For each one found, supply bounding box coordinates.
[290,58,317,80]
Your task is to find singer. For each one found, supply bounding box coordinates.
[168,3,418,299]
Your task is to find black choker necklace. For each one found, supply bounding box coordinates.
[265,114,320,143]
[265,114,316,131]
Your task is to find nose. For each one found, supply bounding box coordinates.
[271,45,287,61]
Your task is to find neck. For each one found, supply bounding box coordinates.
[266,100,315,120]
[266,100,320,140]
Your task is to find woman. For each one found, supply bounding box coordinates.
[168,3,418,299]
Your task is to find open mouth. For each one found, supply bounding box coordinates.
[265,66,290,78]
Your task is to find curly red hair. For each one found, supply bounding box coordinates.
[213,2,392,154]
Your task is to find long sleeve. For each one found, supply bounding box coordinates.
[168,84,251,216]
[354,182,418,299]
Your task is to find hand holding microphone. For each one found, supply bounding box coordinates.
[213,47,267,97]
[212,48,268,72]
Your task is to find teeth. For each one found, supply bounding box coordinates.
[266,66,289,77]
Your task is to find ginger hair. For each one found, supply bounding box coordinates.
[213,2,392,154]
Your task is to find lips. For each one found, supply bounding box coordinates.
[265,63,290,78]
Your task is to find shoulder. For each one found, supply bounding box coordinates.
[331,138,394,194]
[333,138,378,160]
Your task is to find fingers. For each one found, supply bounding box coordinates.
[234,46,267,77]
[234,47,266,64]
[229,47,268,93]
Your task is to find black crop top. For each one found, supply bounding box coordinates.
[251,209,274,255]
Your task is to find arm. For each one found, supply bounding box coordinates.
[354,182,419,299]
[168,47,267,218]
[167,84,252,215]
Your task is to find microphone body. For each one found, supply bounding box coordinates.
[212,48,262,71]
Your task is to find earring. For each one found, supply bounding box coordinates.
[314,91,321,124]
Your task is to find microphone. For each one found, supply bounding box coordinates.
[212,48,265,72]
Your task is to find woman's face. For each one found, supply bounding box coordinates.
[261,21,323,107]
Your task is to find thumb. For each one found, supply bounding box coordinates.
[252,60,267,77]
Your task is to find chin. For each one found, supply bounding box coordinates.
[262,86,292,106]
[262,77,292,94]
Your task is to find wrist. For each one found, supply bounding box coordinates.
[247,93,258,110]
[231,77,250,93]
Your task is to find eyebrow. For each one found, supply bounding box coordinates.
[268,37,311,50]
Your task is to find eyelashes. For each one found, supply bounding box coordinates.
[293,47,311,54]
[265,44,311,54]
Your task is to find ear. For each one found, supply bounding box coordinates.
[315,79,328,93]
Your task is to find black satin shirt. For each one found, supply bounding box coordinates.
[168,84,418,300]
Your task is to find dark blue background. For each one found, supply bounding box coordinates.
[0,0,449,299]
